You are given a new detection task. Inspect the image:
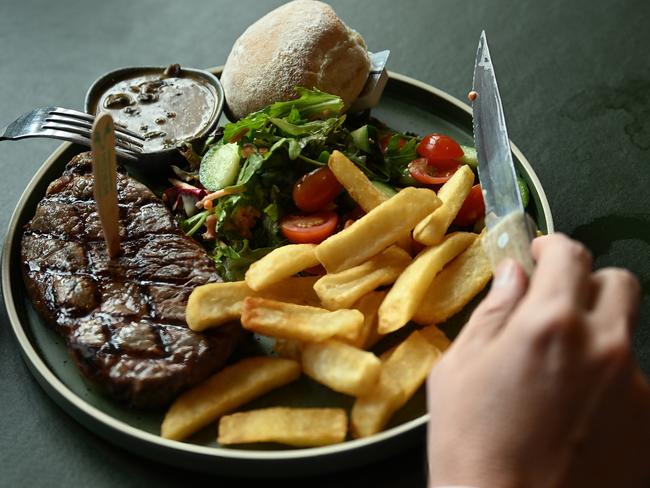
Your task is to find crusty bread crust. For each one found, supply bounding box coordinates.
[221,0,370,120]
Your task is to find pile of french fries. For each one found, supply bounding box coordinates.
[161,150,493,447]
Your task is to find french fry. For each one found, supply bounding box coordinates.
[348,290,387,349]
[218,407,347,447]
[328,150,387,213]
[351,330,440,438]
[301,340,382,396]
[241,297,364,342]
[161,357,300,441]
[413,231,492,325]
[186,281,248,331]
[413,165,475,246]
[378,325,450,362]
[328,150,413,254]
[419,324,452,352]
[378,232,477,334]
[245,244,320,291]
[273,291,389,357]
[263,276,321,305]
[314,246,411,310]
[316,187,441,273]
[186,276,320,331]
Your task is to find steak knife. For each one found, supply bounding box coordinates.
[471,31,535,276]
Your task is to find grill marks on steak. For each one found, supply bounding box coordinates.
[21,152,241,408]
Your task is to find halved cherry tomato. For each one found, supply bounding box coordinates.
[408,158,460,186]
[453,184,485,227]
[280,210,338,244]
[417,133,464,167]
[292,167,343,213]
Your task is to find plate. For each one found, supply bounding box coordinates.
[1,68,554,477]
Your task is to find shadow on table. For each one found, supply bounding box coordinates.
[571,213,650,296]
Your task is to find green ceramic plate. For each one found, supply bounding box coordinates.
[2,69,553,477]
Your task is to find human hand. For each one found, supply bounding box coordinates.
[426,233,650,488]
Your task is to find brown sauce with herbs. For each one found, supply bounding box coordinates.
[95,68,217,153]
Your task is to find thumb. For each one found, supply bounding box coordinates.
[459,258,529,345]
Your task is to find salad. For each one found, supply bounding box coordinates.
[162,87,527,281]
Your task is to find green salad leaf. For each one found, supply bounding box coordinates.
[223,87,345,142]
[212,240,276,282]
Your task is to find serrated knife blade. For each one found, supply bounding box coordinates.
[472,31,535,276]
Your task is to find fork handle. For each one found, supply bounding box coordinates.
[0,133,139,162]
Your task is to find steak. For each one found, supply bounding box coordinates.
[21,152,242,408]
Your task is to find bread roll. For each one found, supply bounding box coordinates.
[221,0,371,120]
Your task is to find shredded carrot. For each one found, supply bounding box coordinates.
[196,187,241,209]
[202,215,217,240]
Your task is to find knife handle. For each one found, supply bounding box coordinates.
[484,211,536,277]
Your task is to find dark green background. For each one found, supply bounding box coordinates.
[1,0,648,486]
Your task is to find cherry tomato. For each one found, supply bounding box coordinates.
[379,133,407,153]
[292,167,343,213]
[379,133,390,152]
[280,210,338,244]
[453,184,485,227]
[408,158,460,186]
[417,134,464,167]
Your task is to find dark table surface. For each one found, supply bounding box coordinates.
[2,0,649,486]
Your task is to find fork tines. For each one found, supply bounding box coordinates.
[44,108,144,151]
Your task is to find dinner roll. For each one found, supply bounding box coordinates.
[221,0,371,120]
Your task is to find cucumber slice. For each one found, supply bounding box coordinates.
[351,125,371,153]
[371,180,398,198]
[199,143,241,191]
[459,145,478,169]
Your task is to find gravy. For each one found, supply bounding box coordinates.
[93,66,218,153]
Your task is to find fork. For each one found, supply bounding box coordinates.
[0,106,144,162]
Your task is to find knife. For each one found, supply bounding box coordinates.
[349,50,390,113]
[471,31,535,276]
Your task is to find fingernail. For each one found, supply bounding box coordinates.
[493,259,516,287]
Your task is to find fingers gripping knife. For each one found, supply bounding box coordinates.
[471,31,536,276]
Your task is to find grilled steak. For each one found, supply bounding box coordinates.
[21,152,242,408]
